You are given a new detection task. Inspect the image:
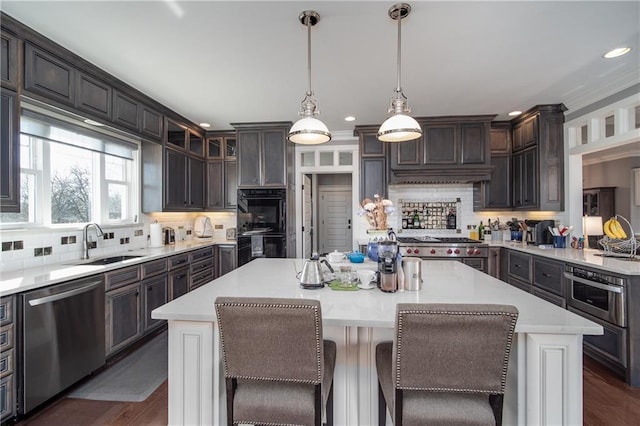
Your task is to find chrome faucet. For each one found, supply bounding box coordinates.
[82,223,104,259]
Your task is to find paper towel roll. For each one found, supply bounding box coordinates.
[149,223,163,248]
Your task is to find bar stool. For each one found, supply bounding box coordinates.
[215,297,336,426]
[376,303,518,426]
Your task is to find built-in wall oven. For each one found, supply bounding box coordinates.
[237,188,287,266]
[564,265,628,371]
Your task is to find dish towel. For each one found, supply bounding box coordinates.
[251,235,264,257]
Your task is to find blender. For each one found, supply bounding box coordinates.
[377,240,398,292]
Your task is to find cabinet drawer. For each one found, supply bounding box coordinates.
[533,287,565,308]
[0,374,15,422]
[105,265,141,290]
[508,276,531,293]
[533,258,565,296]
[0,325,13,352]
[0,348,13,378]
[141,258,167,279]
[0,297,14,326]
[190,269,213,291]
[508,251,531,282]
[191,257,214,275]
[168,253,189,270]
[190,247,214,262]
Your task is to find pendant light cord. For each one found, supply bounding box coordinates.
[306,15,313,97]
[396,10,402,94]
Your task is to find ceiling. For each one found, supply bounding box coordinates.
[2,1,639,135]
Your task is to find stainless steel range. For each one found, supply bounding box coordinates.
[397,236,489,272]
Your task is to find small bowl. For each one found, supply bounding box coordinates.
[347,252,365,263]
[326,251,345,263]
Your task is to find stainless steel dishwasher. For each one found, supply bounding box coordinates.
[19,275,105,414]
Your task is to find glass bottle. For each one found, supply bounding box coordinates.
[413,210,420,229]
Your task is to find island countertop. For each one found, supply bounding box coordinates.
[152,258,601,335]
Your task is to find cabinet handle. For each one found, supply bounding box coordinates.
[135,291,139,297]
[542,273,551,277]
[176,275,185,279]
[175,260,186,265]
[514,264,521,268]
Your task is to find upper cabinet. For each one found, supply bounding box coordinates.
[24,43,75,107]
[511,104,566,211]
[1,29,19,90]
[205,132,237,211]
[388,115,495,184]
[473,122,512,210]
[0,89,19,212]
[233,122,292,188]
[354,126,388,201]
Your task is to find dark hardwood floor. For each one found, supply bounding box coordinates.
[15,355,640,425]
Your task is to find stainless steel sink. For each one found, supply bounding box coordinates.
[75,255,143,266]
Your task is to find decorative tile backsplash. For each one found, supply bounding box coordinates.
[399,199,460,230]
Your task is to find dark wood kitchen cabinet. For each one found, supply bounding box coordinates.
[106,282,141,356]
[354,126,388,200]
[0,295,15,423]
[511,104,566,211]
[206,132,237,210]
[387,115,495,184]
[216,244,237,278]
[0,89,20,213]
[75,72,112,120]
[1,29,19,90]
[141,275,167,333]
[583,187,615,219]
[233,122,292,188]
[164,148,205,211]
[474,122,512,210]
[24,42,75,107]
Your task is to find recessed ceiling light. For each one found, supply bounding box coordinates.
[84,119,104,126]
[603,47,631,59]
[344,116,356,122]
[508,111,522,117]
[199,122,211,128]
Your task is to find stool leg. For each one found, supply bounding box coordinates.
[378,382,386,426]
[325,382,334,426]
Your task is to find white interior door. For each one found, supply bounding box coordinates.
[318,185,352,253]
[303,175,313,258]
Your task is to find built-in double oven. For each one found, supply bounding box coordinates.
[236,188,287,267]
[564,265,628,372]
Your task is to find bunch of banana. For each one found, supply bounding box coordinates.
[603,217,627,239]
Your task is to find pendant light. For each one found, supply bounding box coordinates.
[377,3,422,142]
[288,10,331,145]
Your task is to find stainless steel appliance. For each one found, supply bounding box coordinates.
[237,188,287,266]
[163,227,175,245]
[298,257,334,289]
[396,236,489,272]
[564,265,629,375]
[525,219,555,245]
[20,276,105,414]
[378,241,398,292]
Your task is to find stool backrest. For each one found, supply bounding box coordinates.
[215,297,324,384]
[394,303,518,394]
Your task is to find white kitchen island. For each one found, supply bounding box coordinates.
[152,258,602,426]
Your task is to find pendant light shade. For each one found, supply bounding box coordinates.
[377,3,422,143]
[288,10,331,145]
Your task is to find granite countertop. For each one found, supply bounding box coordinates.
[152,258,602,335]
[489,241,640,275]
[0,239,235,296]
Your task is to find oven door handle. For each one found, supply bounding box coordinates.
[563,273,623,293]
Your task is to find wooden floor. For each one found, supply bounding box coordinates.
[16,356,640,426]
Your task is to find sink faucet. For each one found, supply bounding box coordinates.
[82,223,104,259]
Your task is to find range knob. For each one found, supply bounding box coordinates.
[430,249,436,254]
[475,249,482,255]
[414,248,420,254]
[454,249,460,254]
[406,248,412,254]
[447,249,453,254]
[467,249,475,255]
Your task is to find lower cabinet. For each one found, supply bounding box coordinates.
[217,244,237,278]
[168,266,190,300]
[142,275,167,333]
[189,247,215,290]
[0,295,15,423]
[504,248,567,305]
[106,282,141,356]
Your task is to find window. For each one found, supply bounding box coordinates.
[0,107,139,227]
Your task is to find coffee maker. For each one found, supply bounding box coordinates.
[377,241,398,292]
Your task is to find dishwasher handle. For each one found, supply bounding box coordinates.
[28,280,103,307]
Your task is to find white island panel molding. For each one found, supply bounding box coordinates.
[153,258,602,425]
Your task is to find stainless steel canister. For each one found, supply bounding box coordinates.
[402,257,423,291]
